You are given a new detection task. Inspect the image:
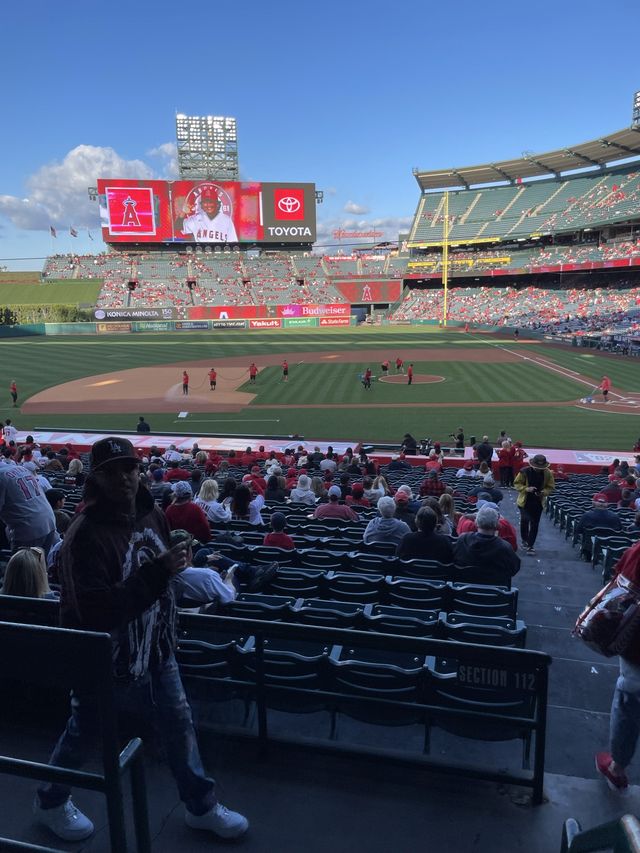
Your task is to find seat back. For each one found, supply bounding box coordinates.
[383,577,448,610]
[448,583,518,618]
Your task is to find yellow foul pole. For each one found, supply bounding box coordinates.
[442,191,449,327]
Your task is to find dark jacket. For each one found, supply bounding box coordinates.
[575,509,622,534]
[453,532,520,583]
[397,530,454,563]
[59,485,176,680]
[475,442,494,464]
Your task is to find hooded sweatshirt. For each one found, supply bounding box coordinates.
[59,484,176,680]
[363,516,411,547]
[453,531,520,584]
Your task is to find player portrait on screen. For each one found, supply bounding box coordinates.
[178,183,238,243]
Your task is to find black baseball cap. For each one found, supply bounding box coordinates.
[91,437,140,470]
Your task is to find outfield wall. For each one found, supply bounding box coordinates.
[0,316,357,337]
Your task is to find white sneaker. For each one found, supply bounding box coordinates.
[33,797,95,841]
[185,802,249,839]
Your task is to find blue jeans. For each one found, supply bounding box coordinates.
[37,654,216,816]
[610,681,640,768]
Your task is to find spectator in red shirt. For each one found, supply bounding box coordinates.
[242,465,266,495]
[420,470,447,497]
[312,486,359,521]
[263,512,295,550]
[165,461,191,482]
[240,447,256,468]
[497,441,513,487]
[345,483,370,507]
[424,451,442,473]
[165,481,211,544]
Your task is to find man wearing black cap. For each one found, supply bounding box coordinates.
[33,437,248,843]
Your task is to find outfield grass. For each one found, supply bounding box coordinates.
[0,280,102,305]
[1,327,637,449]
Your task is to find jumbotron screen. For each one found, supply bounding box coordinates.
[96,179,317,244]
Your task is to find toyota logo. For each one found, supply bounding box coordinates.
[278,196,301,214]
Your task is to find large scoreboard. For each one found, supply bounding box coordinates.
[97,179,316,244]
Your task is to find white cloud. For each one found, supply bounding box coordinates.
[147,142,179,178]
[343,200,369,215]
[315,216,413,247]
[0,145,154,232]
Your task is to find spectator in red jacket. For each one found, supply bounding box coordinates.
[242,465,267,495]
[165,461,191,482]
[345,483,370,507]
[240,447,256,468]
[263,512,295,550]
[456,499,518,551]
[165,481,211,544]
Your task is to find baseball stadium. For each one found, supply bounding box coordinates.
[3,96,640,852]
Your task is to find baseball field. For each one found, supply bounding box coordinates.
[3,326,640,450]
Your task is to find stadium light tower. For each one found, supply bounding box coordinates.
[175,114,239,180]
[633,90,640,127]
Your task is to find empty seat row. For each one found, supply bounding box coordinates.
[214,593,526,647]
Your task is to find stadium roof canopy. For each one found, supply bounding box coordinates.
[413,126,640,191]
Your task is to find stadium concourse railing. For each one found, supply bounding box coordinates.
[0,609,150,853]
[0,595,551,807]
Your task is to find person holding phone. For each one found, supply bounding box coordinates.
[514,453,555,555]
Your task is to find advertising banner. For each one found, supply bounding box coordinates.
[319,317,351,326]
[94,308,175,321]
[188,305,264,320]
[174,320,210,331]
[97,322,132,334]
[333,281,403,303]
[277,303,351,318]
[249,319,282,330]
[211,319,247,329]
[97,179,316,245]
[133,321,173,332]
[283,317,317,328]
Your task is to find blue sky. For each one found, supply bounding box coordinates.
[1,0,638,269]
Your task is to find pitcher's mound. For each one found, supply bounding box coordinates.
[379,374,445,384]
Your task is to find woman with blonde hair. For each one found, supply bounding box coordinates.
[311,476,328,502]
[1,547,56,599]
[194,478,232,524]
[195,451,208,466]
[439,492,460,534]
[65,457,85,486]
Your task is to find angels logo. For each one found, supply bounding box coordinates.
[121,196,141,228]
[103,186,156,236]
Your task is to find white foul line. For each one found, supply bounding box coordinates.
[488,341,624,400]
[173,418,281,424]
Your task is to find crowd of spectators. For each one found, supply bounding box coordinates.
[390,284,640,335]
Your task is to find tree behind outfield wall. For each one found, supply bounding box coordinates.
[0,305,94,325]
